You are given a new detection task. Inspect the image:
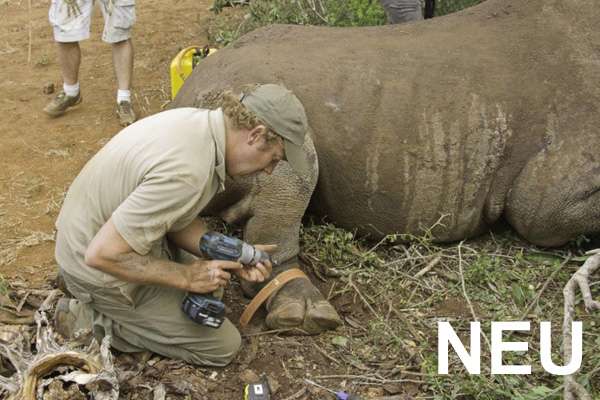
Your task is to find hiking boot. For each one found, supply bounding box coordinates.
[54,271,73,297]
[116,100,136,126]
[43,91,82,117]
[54,298,93,343]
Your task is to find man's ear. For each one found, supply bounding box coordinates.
[247,125,268,145]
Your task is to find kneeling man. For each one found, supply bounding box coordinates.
[54,84,309,366]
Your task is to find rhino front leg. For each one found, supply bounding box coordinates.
[239,136,342,334]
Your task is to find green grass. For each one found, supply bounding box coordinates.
[298,219,600,399]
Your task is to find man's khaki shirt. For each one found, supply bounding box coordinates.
[55,108,227,287]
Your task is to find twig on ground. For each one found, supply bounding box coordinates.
[348,275,379,318]
[280,359,292,380]
[326,280,336,301]
[342,235,389,270]
[457,241,491,351]
[315,374,424,385]
[281,387,307,400]
[241,327,306,337]
[389,369,428,377]
[414,255,442,278]
[354,379,426,386]
[313,343,340,365]
[299,253,326,282]
[15,291,30,313]
[519,256,570,320]
[562,250,600,400]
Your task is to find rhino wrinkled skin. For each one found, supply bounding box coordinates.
[171,0,600,332]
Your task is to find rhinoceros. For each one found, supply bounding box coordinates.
[170,0,600,333]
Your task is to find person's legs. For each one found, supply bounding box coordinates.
[44,41,84,117]
[45,0,93,117]
[58,42,81,86]
[379,0,423,24]
[58,271,241,366]
[112,39,133,92]
[112,39,136,126]
[101,0,136,125]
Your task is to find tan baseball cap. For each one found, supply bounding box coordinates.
[240,84,310,175]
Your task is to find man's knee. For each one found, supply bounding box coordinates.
[188,320,242,367]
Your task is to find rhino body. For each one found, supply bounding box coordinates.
[170,0,600,331]
[174,0,600,249]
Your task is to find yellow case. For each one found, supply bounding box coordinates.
[170,46,217,100]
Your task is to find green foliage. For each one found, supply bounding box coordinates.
[300,221,387,273]
[248,0,386,27]
[209,0,489,46]
[297,219,599,398]
[210,0,386,46]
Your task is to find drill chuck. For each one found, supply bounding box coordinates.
[239,242,270,265]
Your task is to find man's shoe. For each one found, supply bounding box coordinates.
[116,100,136,126]
[44,91,82,117]
[54,298,78,339]
[54,298,93,344]
[55,271,73,297]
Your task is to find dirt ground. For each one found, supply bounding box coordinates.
[4,1,598,399]
[0,0,208,284]
[0,1,414,399]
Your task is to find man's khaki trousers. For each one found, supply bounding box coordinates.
[61,270,241,366]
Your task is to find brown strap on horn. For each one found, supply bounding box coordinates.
[239,268,309,328]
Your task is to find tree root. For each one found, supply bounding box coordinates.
[563,249,600,400]
[0,291,118,400]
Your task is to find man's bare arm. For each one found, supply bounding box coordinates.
[166,218,209,257]
[85,218,241,293]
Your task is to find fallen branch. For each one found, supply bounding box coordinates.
[414,255,442,278]
[562,249,600,400]
[348,276,379,318]
[315,374,424,385]
[241,327,307,337]
[312,343,341,365]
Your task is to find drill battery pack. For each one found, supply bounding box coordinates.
[243,381,270,400]
[181,294,225,328]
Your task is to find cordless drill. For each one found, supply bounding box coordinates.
[181,231,271,328]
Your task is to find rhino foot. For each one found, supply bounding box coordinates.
[240,264,342,334]
[265,277,342,334]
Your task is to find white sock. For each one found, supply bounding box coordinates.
[117,89,131,104]
[63,82,80,97]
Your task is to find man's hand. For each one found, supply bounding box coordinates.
[235,244,277,283]
[182,259,242,293]
[85,218,244,292]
